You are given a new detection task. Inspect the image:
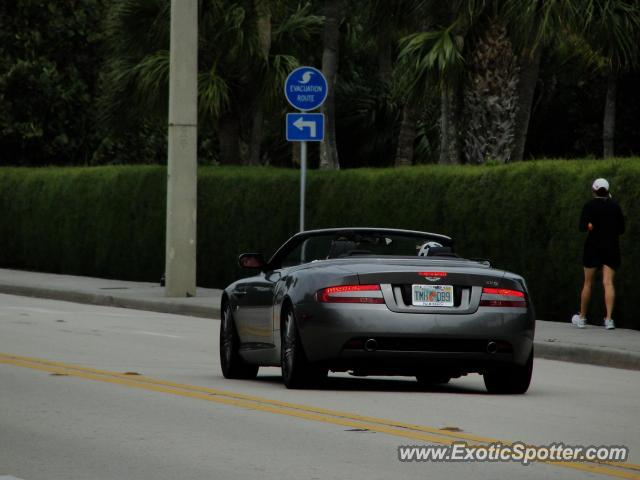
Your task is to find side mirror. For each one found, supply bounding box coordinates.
[238,253,266,270]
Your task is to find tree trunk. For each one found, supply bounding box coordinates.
[603,71,617,159]
[292,141,301,166]
[255,0,271,60]
[319,0,340,170]
[247,108,263,165]
[511,47,542,162]
[463,19,518,164]
[394,103,418,167]
[246,0,271,166]
[218,112,240,165]
[437,6,464,166]
[439,82,461,165]
[377,35,393,83]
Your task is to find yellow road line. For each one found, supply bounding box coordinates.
[1,352,638,479]
[1,353,492,443]
[609,463,640,473]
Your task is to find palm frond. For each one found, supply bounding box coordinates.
[132,50,170,115]
[501,0,567,54]
[105,0,170,59]
[578,0,640,71]
[395,26,465,103]
[272,2,324,50]
[199,66,231,120]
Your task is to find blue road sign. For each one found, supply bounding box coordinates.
[286,113,324,142]
[284,66,328,111]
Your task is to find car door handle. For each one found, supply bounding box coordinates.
[235,290,247,296]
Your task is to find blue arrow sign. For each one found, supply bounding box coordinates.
[284,66,328,111]
[286,113,324,142]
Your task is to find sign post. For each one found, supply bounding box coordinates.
[284,67,328,232]
[300,141,307,231]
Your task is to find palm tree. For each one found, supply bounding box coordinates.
[394,104,419,167]
[395,0,484,165]
[460,0,572,164]
[331,14,400,168]
[246,0,271,165]
[363,0,428,83]
[463,18,519,164]
[246,1,324,165]
[396,0,580,165]
[396,28,462,163]
[395,0,596,165]
[319,0,341,170]
[99,0,321,165]
[361,0,429,167]
[198,1,260,164]
[501,0,590,161]
[578,0,640,158]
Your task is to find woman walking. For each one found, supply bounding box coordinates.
[572,178,625,329]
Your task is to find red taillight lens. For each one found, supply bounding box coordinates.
[316,284,384,304]
[482,287,525,298]
[480,287,527,308]
[418,271,448,278]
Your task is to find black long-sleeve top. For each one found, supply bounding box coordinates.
[579,197,625,247]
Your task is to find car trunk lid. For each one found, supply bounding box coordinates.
[352,260,520,314]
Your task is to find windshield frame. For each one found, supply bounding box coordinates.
[267,228,453,270]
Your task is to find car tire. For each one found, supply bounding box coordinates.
[281,306,327,389]
[220,303,259,380]
[483,349,533,394]
[415,373,451,385]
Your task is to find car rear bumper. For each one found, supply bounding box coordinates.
[294,302,534,372]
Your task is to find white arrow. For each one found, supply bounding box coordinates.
[293,117,317,138]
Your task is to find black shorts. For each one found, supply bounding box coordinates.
[583,243,620,270]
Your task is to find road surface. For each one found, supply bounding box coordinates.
[0,293,638,479]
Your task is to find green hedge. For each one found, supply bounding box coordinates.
[0,160,638,328]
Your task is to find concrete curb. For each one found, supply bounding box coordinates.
[0,283,220,319]
[534,341,640,371]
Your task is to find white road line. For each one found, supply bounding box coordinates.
[133,331,183,339]
[0,306,153,318]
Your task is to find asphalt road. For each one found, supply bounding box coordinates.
[1,293,638,480]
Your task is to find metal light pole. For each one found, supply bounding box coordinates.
[165,0,198,297]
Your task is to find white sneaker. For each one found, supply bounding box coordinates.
[571,314,586,328]
[604,318,615,330]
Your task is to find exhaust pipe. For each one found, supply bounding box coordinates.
[364,338,378,352]
[486,341,498,354]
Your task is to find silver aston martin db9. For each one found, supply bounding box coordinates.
[220,228,534,394]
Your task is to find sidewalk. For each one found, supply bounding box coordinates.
[0,268,638,371]
[0,268,221,319]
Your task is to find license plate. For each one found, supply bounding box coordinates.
[412,284,454,307]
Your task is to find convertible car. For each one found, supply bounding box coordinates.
[220,228,534,394]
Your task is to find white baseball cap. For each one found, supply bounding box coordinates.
[592,178,610,192]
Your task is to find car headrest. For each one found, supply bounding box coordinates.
[327,240,358,259]
[427,246,455,256]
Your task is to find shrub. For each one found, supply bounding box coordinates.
[0,159,637,328]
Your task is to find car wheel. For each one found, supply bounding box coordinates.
[281,306,327,389]
[416,373,451,385]
[220,304,259,380]
[483,349,533,394]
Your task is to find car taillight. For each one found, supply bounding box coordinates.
[480,287,527,308]
[315,284,384,304]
